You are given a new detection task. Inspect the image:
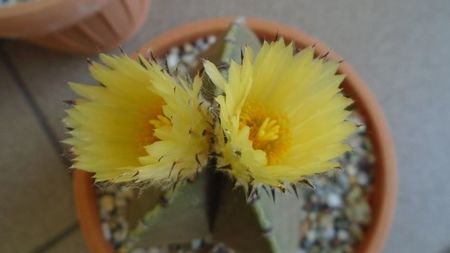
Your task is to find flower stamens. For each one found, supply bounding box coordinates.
[150,114,171,128]
[241,103,291,164]
[256,117,280,142]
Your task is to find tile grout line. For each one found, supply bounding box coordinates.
[0,43,72,168]
[0,40,79,253]
[28,222,80,253]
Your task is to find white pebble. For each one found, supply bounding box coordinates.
[357,173,369,185]
[181,53,197,65]
[115,197,127,208]
[323,226,336,240]
[100,195,115,212]
[346,165,358,176]
[130,248,146,253]
[101,222,112,240]
[166,53,179,70]
[327,193,342,208]
[175,64,189,76]
[113,229,127,242]
[308,212,317,220]
[191,239,202,250]
[337,229,350,241]
[195,38,208,50]
[306,230,317,241]
[147,247,161,253]
[207,35,217,44]
[183,43,195,53]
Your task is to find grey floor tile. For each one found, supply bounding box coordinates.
[45,229,89,253]
[0,60,77,252]
[0,44,94,141]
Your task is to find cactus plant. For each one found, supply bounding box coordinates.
[120,18,305,253]
[65,17,355,253]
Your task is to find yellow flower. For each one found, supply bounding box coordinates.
[204,40,356,188]
[64,55,210,185]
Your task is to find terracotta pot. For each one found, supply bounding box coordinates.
[0,0,150,55]
[73,17,397,253]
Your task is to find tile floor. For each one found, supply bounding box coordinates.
[1,0,449,252]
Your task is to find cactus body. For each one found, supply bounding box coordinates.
[125,172,210,249]
[214,181,303,253]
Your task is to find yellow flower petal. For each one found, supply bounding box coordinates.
[207,40,356,187]
[64,55,211,186]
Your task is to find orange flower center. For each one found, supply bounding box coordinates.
[137,102,169,155]
[240,103,291,164]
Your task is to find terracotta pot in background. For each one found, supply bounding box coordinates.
[0,0,150,55]
[73,17,397,253]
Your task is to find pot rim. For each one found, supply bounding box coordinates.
[74,17,397,253]
[0,0,112,38]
